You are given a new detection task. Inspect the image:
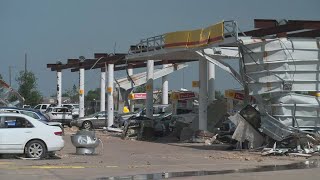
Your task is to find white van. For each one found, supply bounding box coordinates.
[61,104,79,118]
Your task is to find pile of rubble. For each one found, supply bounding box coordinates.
[228,37,320,157]
[229,105,320,157]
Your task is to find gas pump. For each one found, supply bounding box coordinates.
[170,91,196,115]
[224,89,255,115]
[128,93,147,112]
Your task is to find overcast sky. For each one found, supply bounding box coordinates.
[1,0,319,96]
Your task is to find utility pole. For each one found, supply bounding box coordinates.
[8,66,12,86]
[24,53,27,74]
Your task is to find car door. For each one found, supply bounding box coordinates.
[50,108,61,122]
[40,105,48,113]
[0,117,6,152]
[60,108,72,125]
[0,116,34,152]
[96,112,108,127]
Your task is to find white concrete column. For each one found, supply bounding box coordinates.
[199,58,208,130]
[100,67,106,112]
[107,64,114,127]
[208,62,216,103]
[146,60,154,119]
[162,64,169,105]
[79,68,85,118]
[127,66,134,112]
[56,70,62,106]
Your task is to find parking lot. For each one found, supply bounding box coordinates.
[0,128,317,180]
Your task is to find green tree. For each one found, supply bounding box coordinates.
[85,88,100,102]
[215,91,224,101]
[63,84,78,103]
[133,85,146,93]
[0,73,2,80]
[16,71,42,106]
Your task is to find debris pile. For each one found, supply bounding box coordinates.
[121,118,155,141]
[230,105,320,156]
[212,37,320,156]
[0,79,24,107]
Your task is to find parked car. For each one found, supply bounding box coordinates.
[34,104,55,113]
[0,107,63,132]
[61,104,79,119]
[0,113,64,158]
[70,111,109,130]
[45,107,73,127]
[22,105,31,109]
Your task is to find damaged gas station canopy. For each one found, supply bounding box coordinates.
[239,37,320,139]
[0,79,24,107]
[241,38,320,94]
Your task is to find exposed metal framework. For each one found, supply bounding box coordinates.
[45,19,320,133]
[243,19,320,38]
[47,53,195,72]
[126,21,239,61]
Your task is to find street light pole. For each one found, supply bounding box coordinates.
[8,66,12,86]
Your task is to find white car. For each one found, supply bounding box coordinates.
[45,107,73,127]
[34,104,55,113]
[0,113,64,158]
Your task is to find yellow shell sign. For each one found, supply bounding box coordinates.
[192,81,199,87]
[164,21,224,49]
[107,87,113,93]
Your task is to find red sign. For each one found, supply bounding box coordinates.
[234,92,244,100]
[178,92,195,100]
[132,93,147,100]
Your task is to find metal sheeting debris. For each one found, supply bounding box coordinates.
[231,113,264,148]
[239,38,320,140]
[241,38,320,94]
[0,79,24,107]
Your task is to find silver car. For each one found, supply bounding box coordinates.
[70,111,109,130]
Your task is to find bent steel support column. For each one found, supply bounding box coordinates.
[79,68,85,118]
[56,70,62,106]
[199,58,208,130]
[208,62,215,103]
[127,66,134,112]
[107,64,114,127]
[162,64,169,105]
[100,67,106,112]
[146,60,154,119]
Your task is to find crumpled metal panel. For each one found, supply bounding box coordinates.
[241,38,320,95]
[268,93,320,128]
[0,79,24,107]
[70,130,100,148]
[260,114,295,141]
[241,38,320,137]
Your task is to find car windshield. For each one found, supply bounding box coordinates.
[73,105,79,108]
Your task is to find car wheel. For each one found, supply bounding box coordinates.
[25,140,47,159]
[82,121,93,130]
